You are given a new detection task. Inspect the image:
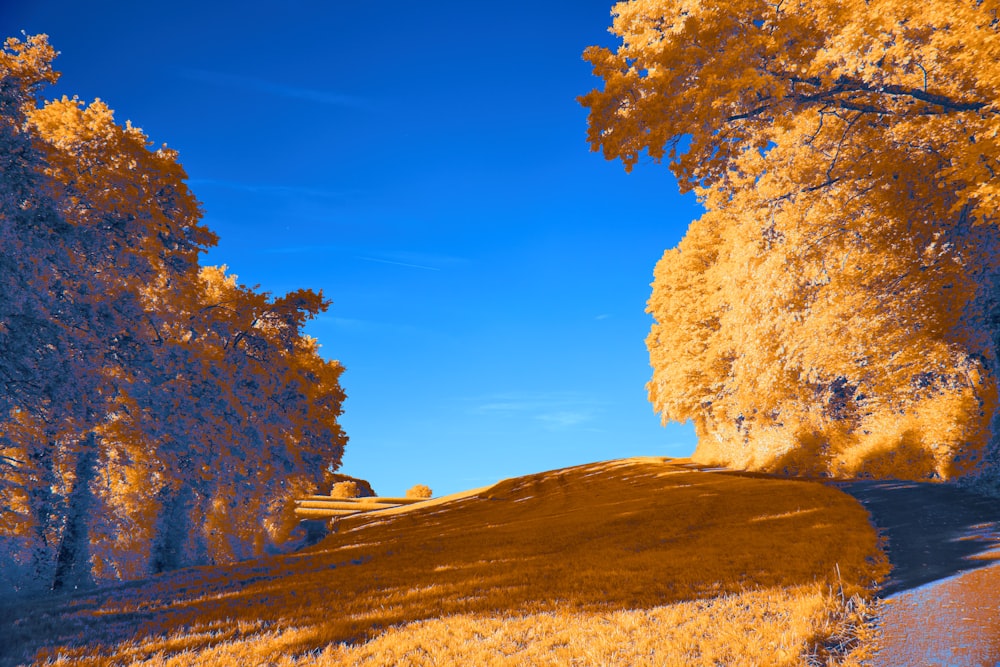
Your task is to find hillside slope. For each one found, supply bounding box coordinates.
[1,458,887,666]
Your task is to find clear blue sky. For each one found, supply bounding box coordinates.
[4,1,699,497]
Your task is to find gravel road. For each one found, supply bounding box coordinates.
[837,480,1000,667]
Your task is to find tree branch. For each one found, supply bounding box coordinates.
[726,74,991,124]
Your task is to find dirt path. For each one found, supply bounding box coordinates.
[836,481,1000,666]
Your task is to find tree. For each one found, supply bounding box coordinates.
[330,481,360,499]
[581,0,1000,480]
[21,71,221,587]
[89,271,348,572]
[0,34,125,590]
[405,484,433,499]
[0,34,350,591]
[328,475,376,498]
[167,266,347,565]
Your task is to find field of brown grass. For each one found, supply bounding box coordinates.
[1,457,888,666]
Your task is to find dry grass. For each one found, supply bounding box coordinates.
[3,457,887,666]
[89,586,880,667]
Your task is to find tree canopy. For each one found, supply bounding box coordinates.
[0,35,348,592]
[581,0,1000,480]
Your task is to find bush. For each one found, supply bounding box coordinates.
[330,481,360,499]
[405,484,432,499]
[327,474,376,498]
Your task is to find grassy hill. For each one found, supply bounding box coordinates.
[1,458,887,666]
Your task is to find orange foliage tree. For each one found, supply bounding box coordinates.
[581,0,1000,480]
[0,35,348,592]
[94,266,346,576]
[405,484,433,499]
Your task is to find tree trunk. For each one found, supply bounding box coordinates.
[26,439,59,590]
[149,483,194,574]
[51,433,97,591]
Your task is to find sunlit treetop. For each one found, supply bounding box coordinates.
[581,0,1000,214]
[0,34,58,96]
[583,1,1000,480]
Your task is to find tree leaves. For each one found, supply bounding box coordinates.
[584,1,1000,479]
[0,35,348,591]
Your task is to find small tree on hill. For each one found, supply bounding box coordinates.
[405,484,432,500]
[329,481,360,499]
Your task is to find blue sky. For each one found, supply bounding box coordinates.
[4,1,700,496]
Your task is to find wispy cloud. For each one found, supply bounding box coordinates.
[354,250,469,271]
[312,315,438,339]
[535,411,594,430]
[469,392,603,432]
[357,256,440,271]
[595,314,611,320]
[477,402,530,413]
[324,317,371,332]
[472,392,588,414]
[240,244,469,269]
[188,178,345,200]
[382,250,469,268]
[258,244,341,255]
[178,68,368,109]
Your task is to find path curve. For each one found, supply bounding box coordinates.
[836,480,1000,666]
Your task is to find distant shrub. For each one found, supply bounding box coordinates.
[405,484,432,499]
[330,481,361,499]
[327,474,376,497]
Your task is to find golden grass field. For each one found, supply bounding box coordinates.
[4,457,888,666]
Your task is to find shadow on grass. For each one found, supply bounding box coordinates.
[835,480,1000,596]
[1,458,884,666]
